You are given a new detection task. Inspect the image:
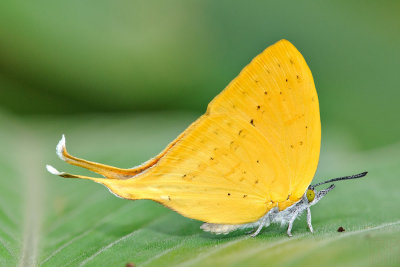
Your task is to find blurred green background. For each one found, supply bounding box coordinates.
[1,1,400,266]
[1,0,399,149]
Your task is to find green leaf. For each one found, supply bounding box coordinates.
[1,112,399,266]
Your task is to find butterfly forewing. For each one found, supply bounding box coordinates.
[207,40,320,207]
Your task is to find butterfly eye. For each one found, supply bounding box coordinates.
[306,189,315,202]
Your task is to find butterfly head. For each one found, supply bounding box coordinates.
[305,184,335,206]
[305,171,368,206]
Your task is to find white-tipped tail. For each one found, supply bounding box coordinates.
[56,134,66,161]
[46,164,64,175]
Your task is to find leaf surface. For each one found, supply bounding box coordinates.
[1,112,399,266]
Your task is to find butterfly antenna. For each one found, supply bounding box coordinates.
[312,172,368,188]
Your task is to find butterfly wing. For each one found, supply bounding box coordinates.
[49,39,320,224]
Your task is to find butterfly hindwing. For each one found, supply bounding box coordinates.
[103,114,283,224]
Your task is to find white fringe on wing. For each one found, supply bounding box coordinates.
[56,134,66,161]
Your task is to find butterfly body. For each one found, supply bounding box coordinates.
[47,40,366,236]
[201,184,335,236]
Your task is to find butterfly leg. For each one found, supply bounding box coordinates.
[287,212,299,237]
[307,207,313,233]
[250,216,270,237]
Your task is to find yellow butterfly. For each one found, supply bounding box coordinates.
[47,40,367,236]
